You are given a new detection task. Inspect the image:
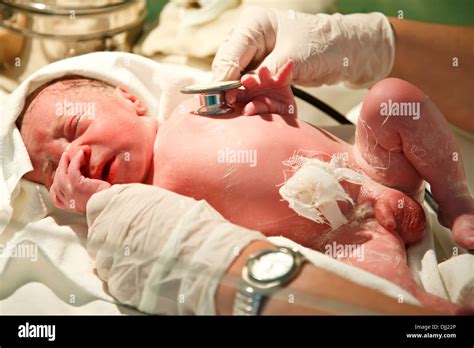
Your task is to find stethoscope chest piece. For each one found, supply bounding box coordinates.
[180,80,241,116]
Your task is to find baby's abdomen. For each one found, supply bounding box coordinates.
[153,105,353,246]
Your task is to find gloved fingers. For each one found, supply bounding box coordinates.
[259,48,290,78]
[212,44,256,82]
[212,6,276,81]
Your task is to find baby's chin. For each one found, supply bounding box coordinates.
[111,157,152,185]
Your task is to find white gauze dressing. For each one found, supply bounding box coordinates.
[279,154,367,229]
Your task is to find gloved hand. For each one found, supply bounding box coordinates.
[212,6,395,87]
[50,148,111,212]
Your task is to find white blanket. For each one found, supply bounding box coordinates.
[0,52,471,314]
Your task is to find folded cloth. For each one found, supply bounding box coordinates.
[0,51,211,234]
[438,254,474,306]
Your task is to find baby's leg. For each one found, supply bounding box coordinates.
[319,219,461,314]
[354,78,474,249]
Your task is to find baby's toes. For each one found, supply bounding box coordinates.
[451,214,474,250]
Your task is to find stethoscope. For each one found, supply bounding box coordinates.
[180,80,242,116]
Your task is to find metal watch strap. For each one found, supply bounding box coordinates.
[232,285,265,315]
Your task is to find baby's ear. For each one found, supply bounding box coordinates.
[115,86,148,116]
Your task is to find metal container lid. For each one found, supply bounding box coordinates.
[0,0,146,38]
[2,0,130,14]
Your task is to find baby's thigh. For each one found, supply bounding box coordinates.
[352,79,424,193]
[321,219,413,288]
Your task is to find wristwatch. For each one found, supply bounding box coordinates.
[232,246,306,315]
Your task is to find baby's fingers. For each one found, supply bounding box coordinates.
[50,151,70,196]
[68,150,86,184]
[241,73,260,90]
[49,185,66,209]
[244,95,294,116]
[274,60,294,85]
[225,88,239,104]
[68,150,110,192]
[243,98,269,116]
[225,75,258,105]
[257,66,273,83]
[56,151,70,181]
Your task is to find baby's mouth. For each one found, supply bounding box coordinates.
[88,156,116,183]
[101,158,113,181]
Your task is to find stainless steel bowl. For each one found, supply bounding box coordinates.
[0,0,146,83]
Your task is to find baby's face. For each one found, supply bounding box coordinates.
[21,80,158,188]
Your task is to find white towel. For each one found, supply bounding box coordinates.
[0,51,211,235]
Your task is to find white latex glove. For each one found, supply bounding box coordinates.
[86,184,265,315]
[212,7,395,87]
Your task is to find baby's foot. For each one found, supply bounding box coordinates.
[358,182,426,244]
[438,196,474,250]
[227,61,296,116]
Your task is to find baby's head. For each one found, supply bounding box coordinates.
[18,76,158,188]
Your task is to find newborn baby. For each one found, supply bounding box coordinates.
[19,63,474,314]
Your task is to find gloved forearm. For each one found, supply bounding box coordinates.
[86,184,265,314]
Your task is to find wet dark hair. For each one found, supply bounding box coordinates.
[16,75,114,131]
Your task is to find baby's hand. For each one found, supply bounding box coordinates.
[50,149,111,213]
[227,60,296,116]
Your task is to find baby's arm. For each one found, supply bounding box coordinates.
[227,61,297,117]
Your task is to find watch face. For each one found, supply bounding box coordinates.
[249,251,294,282]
